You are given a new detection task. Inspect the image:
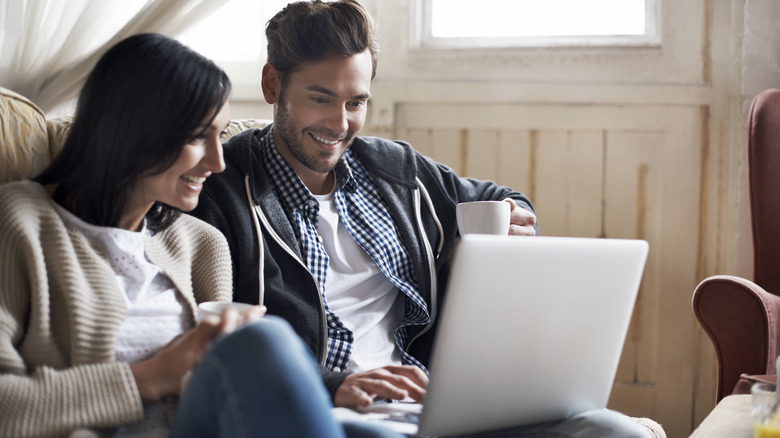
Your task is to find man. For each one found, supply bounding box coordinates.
[192,1,651,436]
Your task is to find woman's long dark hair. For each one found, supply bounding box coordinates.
[36,33,231,231]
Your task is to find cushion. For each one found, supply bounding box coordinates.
[733,373,776,395]
[0,82,270,184]
[223,118,271,140]
[47,116,73,160]
[44,117,270,158]
[0,88,51,183]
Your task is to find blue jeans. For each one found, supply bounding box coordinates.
[170,316,403,438]
[445,409,652,437]
[171,316,650,438]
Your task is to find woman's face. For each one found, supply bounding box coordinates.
[121,102,231,230]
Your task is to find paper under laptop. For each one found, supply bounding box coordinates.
[332,235,649,437]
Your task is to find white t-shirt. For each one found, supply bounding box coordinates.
[313,190,404,372]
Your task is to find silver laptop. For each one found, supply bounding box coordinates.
[332,235,649,437]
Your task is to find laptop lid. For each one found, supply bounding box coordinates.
[417,235,648,436]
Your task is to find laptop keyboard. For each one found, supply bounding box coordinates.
[383,413,420,425]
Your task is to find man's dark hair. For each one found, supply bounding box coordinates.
[35,33,231,231]
[265,0,379,86]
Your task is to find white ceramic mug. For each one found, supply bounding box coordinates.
[197,301,255,322]
[456,201,511,236]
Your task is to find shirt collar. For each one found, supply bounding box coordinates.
[261,126,357,214]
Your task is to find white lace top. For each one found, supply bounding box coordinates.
[53,203,193,437]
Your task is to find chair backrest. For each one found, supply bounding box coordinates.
[749,89,780,292]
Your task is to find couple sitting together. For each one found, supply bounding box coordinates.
[0,1,656,437]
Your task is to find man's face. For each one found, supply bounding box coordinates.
[269,50,373,183]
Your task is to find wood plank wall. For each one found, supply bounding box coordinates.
[365,101,707,437]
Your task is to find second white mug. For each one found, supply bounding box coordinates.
[456,201,511,236]
[197,301,255,322]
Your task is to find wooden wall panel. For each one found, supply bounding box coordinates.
[652,108,703,436]
[465,128,500,181]
[395,102,703,438]
[534,131,568,235]
[404,127,432,157]
[606,131,663,387]
[564,131,604,238]
[431,129,464,175]
[497,129,532,200]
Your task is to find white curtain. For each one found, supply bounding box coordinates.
[0,0,231,114]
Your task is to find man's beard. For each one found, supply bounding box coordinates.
[275,94,357,175]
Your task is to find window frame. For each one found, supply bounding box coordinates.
[411,0,662,50]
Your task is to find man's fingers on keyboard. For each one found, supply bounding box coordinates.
[382,365,430,386]
[362,378,409,400]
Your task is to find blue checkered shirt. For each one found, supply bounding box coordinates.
[260,128,431,372]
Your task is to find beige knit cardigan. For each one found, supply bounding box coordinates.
[0,180,233,437]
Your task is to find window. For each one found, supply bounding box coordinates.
[415,0,660,49]
[178,0,291,62]
[176,0,291,102]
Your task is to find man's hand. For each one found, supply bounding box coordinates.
[334,365,429,408]
[504,198,537,236]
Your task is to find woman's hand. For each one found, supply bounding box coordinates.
[130,304,266,403]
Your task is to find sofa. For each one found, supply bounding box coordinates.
[0,86,669,437]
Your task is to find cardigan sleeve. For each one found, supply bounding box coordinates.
[0,182,144,437]
[0,363,143,437]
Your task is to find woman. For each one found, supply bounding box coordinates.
[0,33,400,438]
